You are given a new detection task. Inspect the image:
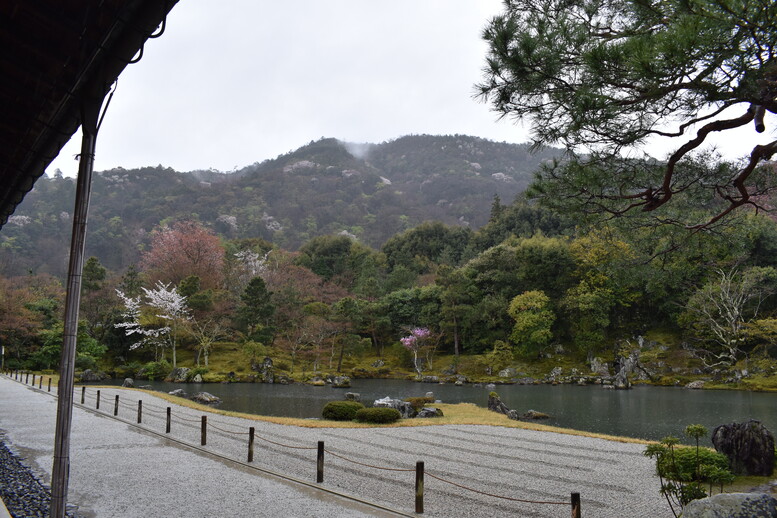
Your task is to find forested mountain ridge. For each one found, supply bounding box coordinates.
[0,135,559,275]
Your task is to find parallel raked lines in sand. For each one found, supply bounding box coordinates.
[418,427,637,464]
[69,386,669,517]
[327,430,626,499]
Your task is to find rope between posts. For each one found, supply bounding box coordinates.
[425,472,567,505]
[253,434,317,450]
[324,449,415,472]
[171,412,203,423]
[207,421,251,435]
[140,400,169,411]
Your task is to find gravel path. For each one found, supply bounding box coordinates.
[0,375,671,517]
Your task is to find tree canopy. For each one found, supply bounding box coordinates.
[479,0,777,227]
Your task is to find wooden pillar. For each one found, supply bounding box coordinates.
[248,427,255,463]
[316,441,324,483]
[415,461,424,514]
[571,492,581,518]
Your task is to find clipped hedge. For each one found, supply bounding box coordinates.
[657,447,730,481]
[322,400,365,421]
[355,407,402,424]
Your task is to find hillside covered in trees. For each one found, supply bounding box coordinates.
[0,135,558,277]
[3,134,777,389]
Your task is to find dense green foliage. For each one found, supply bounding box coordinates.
[645,429,735,516]
[322,400,365,421]
[354,407,402,424]
[3,133,777,383]
[480,0,777,228]
[2,136,557,275]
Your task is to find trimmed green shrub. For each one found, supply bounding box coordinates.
[138,360,171,381]
[355,407,401,424]
[322,400,365,421]
[656,447,729,482]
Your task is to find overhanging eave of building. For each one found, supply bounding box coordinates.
[0,0,179,229]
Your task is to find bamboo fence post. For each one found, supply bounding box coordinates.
[137,400,142,424]
[114,395,119,416]
[201,416,207,446]
[96,390,100,409]
[166,407,171,433]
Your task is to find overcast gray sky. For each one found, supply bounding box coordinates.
[47,0,768,176]
[48,1,530,175]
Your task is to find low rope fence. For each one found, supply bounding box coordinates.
[2,370,583,517]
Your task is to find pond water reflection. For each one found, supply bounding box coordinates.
[107,378,777,443]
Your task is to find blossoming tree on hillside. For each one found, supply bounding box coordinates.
[115,281,190,367]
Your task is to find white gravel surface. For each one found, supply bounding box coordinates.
[0,375,671,517]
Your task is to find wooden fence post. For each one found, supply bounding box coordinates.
[201,416,207,446]
[25,372,29,384]
[114,395,119,416]
[48,377,52,392]
[248,427,255,463]
[96,389,100,409]
[571,492,581,518]
[38,376,42,389]
[166,407,171,433]
[416,461,424,514]
[317,441,324,483]
[137,400,142,424]
[81,386,85,404]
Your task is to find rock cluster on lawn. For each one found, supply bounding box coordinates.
[487,392,549,421]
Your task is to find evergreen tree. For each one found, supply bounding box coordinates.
[237,277,275,338]
[480,0,777,227]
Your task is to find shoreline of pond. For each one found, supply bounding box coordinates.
[84,375,777,443]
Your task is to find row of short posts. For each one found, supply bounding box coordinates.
[70,386,583,517]
[9,370,53,392]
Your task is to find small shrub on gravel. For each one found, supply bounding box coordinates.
[355,407,401,424]
[322,400,365,421]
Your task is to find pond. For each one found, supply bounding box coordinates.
[106,378,777,443]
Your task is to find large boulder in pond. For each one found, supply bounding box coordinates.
[712,420,775,476]
[122,378,134,388]
[487,392,511,415]
[166,367,190,383]
[682,493,777,518]
[520,409,550,420]
[191,392,221,404]
[332,376,351,388]
[373,397,416,418]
